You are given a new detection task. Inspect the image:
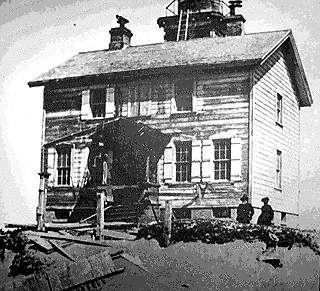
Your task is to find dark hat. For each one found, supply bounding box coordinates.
[240,195,249,202]
[261,197,269,203]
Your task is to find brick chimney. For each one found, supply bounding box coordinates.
[224,14,246,36]
[109,15,133,50]
[224,1,245,36]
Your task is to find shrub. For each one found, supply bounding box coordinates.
[137,219,320,255]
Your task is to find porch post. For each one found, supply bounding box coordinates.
[96,190,105,240]
[164,200,172,246]
[37,172,51,231]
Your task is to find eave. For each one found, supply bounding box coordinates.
[260,30,313,107]
[28,60,259,88]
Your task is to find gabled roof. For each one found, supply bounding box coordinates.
[28,29,313,106]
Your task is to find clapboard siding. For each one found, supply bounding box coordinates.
[252,48,300,214]
[144,71,250,200]
[43,69,251,210]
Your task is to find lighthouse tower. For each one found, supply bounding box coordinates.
[157,0,245,41]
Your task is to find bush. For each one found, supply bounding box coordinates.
[137,219,320,255]
[9,250,53,277]
[0,229,54,277]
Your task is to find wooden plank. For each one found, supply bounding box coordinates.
[49,240,75,262]
[80,206,112,223]
[25,231,112,247]
[101,229,136,241]
[30,236,52,253]
[120,253,148,272]
[5,223,37,229]
[45,222,94,229]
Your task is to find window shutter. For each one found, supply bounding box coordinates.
[192,81,197,112]
[128,86,139,117]
[73,147,89,187]
[202,140,212,182]
[231,137,242,181]
[163,144,174,183]
[139,83,151,116]
[81,90,92,120]
[105,87,115,118]
[47,147,56,187]
[191,140,201,182]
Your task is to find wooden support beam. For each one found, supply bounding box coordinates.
[164,200,172,247]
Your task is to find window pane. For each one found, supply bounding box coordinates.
[91,89,106,118]
[175,141,192,182]
[175,80,193,112]
[57,148,71,185]
[213,139,231,180]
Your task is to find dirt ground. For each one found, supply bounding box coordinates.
[103,239,320,291]
[1,238,319,290]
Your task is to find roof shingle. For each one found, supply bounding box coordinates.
[28,30,290,85]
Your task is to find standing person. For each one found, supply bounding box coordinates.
[236,195,254,224]
[257,197,274,226]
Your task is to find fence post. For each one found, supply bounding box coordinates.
[164,200,172,247]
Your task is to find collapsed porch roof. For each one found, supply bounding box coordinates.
[89,118,172,161]
[45,118,172,162]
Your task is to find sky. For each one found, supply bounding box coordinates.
[1,0,319,229]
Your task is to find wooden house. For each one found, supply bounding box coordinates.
[28,0,313,227]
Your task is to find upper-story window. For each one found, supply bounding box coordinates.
[127,83,152,117]
[213,139,231,181]
[175,141,192,182]
[81,87,115,120]
[91,89,106,118]
[276,93,283,125]
[57,147,71,186]
[174,80,193,112]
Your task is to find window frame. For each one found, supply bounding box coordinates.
[275,149,282,190]
[212,139,231,181]
[173,79,194,113]
[127,82,152,117]
[90,88,106,118]
[175,140,192,183]
[276,93,283,126]
[56,146,72,186]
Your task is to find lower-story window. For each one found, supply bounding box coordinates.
[57,147,71,185]
[175,141,192,182]
[213,139,231,180]
[275,150,282,189]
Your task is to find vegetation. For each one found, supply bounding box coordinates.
[137,219,320,254]
[0,229,53,277]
